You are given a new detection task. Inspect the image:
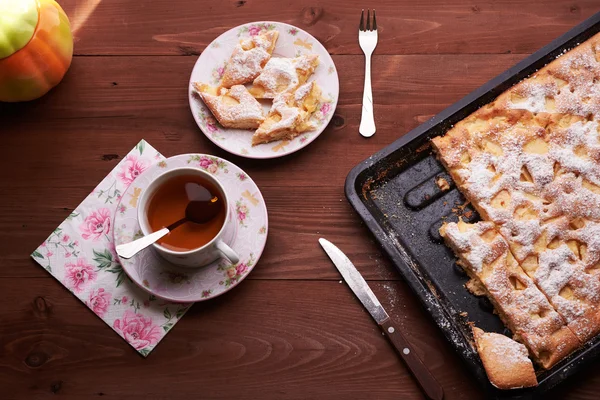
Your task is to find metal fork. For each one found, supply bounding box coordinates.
[359,9,378,137]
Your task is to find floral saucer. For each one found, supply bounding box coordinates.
[113,154,268,302]
[188,21,339,159]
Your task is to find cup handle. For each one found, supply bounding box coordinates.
[215,240,240,264]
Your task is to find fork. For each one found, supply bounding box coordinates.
[359,9,378,137]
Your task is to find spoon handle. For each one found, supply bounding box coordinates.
[116,228,170,259]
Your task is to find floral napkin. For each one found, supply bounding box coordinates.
[31,140,190,356]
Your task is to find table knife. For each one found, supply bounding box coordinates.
[319,238,444,400]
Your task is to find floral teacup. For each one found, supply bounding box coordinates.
[137,167,239,268]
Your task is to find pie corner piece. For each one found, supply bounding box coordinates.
[251,81,322,146]
[250,54,320,99]
[220,30,280,89]
[192,83,264,129]
[472,326,538,390]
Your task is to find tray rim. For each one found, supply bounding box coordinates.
[345,11,600,399]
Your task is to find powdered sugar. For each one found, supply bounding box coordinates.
[485,332,532,365]
[443,222,504,273]
[536,245,576,297]
[508,82,551,113]
[294,81,313,102]
[252,55,318,98]
[221,32,278,87]
[549,120,600,186]
[255,93,301,136]
[195,84,264,128]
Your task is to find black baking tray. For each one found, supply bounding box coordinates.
[345,12,600,399]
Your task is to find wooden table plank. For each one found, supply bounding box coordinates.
[59,0,599,55]
[0,279,481,400]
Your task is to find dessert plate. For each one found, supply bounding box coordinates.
[188,21,339,159]
[113,154,268,302]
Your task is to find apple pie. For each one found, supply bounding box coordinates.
[252,81,321,146]
[220,30,279,88]
[472,327,538,389]
[431,30,600,382]
[249,54,320,99]
[192,83,264,129]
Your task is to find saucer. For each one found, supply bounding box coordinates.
[188,21,339,159]
[113,154,268,302]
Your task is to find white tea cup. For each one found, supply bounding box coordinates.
[137,167,239,268]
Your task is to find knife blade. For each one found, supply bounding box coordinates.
[319,238,444,400]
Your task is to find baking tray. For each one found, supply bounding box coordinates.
[345,12,600,399]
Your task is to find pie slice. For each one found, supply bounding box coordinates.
[192,83,264,129]
[440,219,580,369]
[249,54,320,99]
[252,81,321,146]
[220,30,279,88]
[503,215,600,343]
[472,327,538,389]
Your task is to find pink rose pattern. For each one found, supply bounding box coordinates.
[236,200,249,227]
[87,288,111,317]
[188,155,227,174]
[80,208,112,241]
[64,257,97,293]
[248,25,262,36]
[219,254,256,287]
[113,310,162,350]
[198,156,213,169]
[236,262,248,275]
[30,141,191,356]
[238,23,275,38]
[117,154,150,186]
[313,99,335,127]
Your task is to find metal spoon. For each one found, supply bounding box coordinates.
[116,182,221,259]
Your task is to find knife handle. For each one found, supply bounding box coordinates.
[379,318,444,400]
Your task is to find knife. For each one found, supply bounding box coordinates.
[319,238,444,400]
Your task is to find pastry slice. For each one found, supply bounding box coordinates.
[220,30,279,88]
[440,219,580,369]
[192,83,264,129]
[472,327,538,390]
[251,81,321,146]
[249,54,320,99]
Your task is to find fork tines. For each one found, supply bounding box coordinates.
[359,9,377,32]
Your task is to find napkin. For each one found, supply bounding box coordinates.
[31,140,190,356]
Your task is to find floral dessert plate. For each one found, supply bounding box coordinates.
[113,154,268,302]
[188,21,339,159]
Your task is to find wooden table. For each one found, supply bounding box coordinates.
[2,1,600,398]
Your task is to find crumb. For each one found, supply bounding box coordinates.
[436,177,450,191]
[443,201,448,206]
[464,210,473,219]
[339,280,342,284]
[424,194,431,200]
[459,311,468,317]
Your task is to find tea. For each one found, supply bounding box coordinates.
[146,174,226,252]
